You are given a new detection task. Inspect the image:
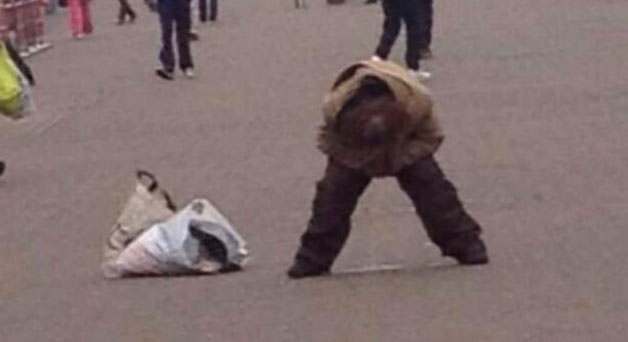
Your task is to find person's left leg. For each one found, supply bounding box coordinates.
[400,1,422,71]
[175,0,194,71]
[81,0,93,34]
[209,0,218,21]
[117,0,136,24]
[199,0,207,22]
[396,156,488,265]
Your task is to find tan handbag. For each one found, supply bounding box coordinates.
[102,171,176,277]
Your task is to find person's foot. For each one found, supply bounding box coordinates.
[370,55,383,62]
[419,48,433,59]
[129,12,137,23]
[116,18,125,25]
[0,161,5,177]
[189,30,200,41]
[73,33,85,40]
[408,68,431,82]
[155,68,174,80]
[287,260,330,279]
[182,68,195,79]
[446,237,489,265]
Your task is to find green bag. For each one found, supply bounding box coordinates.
[0,43,22,117]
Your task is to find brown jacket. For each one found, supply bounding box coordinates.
[318,60,444,176]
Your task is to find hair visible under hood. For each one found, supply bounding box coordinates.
[335,76,409,148]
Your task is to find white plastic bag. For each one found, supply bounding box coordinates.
[108,198,248,278]
[13,69,35,119]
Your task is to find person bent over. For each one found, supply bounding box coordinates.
[288,60,488,279]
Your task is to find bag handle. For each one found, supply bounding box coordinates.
[136,170,159,192]
[136,169,177,210]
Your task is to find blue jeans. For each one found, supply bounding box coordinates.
[158,0,193,72]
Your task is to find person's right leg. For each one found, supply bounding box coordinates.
[374,0,402,60]
[421,0,434,54]
[157,0,175,78]
[209,0,217,21]
[289,159,371,278]
[396,156,488,265]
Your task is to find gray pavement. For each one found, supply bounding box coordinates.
[1,0,627,341]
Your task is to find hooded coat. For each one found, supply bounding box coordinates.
[318,60,444,176]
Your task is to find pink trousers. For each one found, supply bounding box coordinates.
[67,0,92,35]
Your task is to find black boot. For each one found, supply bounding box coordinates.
[288,259,330,279]
[0,161,5,177]
[444,236,489,265]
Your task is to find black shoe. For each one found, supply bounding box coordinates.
[448,238,489,265]
[287,260,330,279]
[189,30,199,41]
[0,161,4,177]
[155,68,174,80]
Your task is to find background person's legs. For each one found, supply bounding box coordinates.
[67,0,84,36]
[374,0,402,60]
[199,0,207,22]
[175,0,194,71]
[117,0,136,24]
[157,0,175,75]
[209,0,217,21]
[422,0,433,53]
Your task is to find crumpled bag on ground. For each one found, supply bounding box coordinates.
[102,171,248,278]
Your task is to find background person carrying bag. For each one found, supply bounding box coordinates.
[0,41,36,120]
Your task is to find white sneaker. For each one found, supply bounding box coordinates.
[182,68,195,79]
[370,55,383,62]
[409,69,431,82]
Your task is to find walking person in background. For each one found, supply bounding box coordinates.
[372,0,431,81]
[198,0,217,22]
[147,0,195,80]
[0,40,36,178]
[117,0,137,25]
[67,0,93,39]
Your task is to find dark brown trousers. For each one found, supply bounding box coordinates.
[294,156,482,268]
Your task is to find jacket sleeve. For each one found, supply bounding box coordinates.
[4,41,35,86]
